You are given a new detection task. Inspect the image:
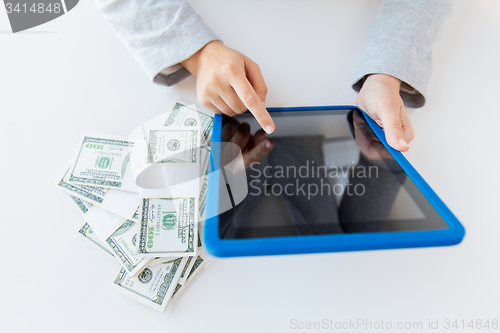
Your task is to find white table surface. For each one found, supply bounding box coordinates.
[1,1,499,332]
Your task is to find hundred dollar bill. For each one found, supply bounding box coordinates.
[59,166,109,206]
[131,206,140,222]
[200,146,210,186]
[152,255,196,294]
[84,207,130,241]
[164,101,214,146]
[197,226,204,251]
[170,252,210,302]
[149,230,202,268]
[77,223,114,258]
[184,252,208,286]
[198,169,208,221]
[68,195,94,215]
[113,257,187,312]
[176,256,195,285]
[148,256,178,267]
[59,166,140,219]
[105,219,152,276]
[67,133,135,189]
[146,127,200,164]
[138,197,198,257]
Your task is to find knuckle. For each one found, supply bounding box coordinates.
[251,62,261,71]
[220,105,233,116]
[206,74,219,86]
[390,122,403,132]
[243,94,257,106]
[222,63,239,76]
[199,85,212,97]
[256,85,268,97]
[198,97,211,109]
[234,106,247,114]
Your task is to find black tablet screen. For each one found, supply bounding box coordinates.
[217,109,448,239]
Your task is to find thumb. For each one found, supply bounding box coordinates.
[378,106,410,152]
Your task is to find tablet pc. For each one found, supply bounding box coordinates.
[204,106,465,257]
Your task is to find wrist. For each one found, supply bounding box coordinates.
[365,74,401,90]
[181,40,223,76]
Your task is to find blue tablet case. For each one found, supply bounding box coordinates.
[204,106,465,257]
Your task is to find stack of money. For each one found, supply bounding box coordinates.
[58,100,215,312]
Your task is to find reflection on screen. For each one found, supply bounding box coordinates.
[218,109,448,239]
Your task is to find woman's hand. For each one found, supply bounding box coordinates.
[181,41,275,134]
[356,74,415,152]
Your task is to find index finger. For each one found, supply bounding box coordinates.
[230,76,275,134]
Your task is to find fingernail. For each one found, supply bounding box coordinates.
[263,101,266,107]
[265,140,272,149]
[399,138,410,147]
[265,125,274,134]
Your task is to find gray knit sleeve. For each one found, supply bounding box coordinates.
[352,0,455,108]
[94,0,220,86]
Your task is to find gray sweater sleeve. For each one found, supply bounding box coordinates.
[94,0,220,86]
[352,0,455,108]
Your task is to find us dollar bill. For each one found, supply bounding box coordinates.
[161,256,196,302]
[67,133,135,189]
[198,169,208,221]
[184,253,207,285]
[131,206,140,222]
[68,195,94,215]
[164,101,214,146]
[105,219,152,276]
[149,230,203,268]
[138,197,198,257]
[113,257,187,312]
[146,127,200,164]
[170,252,209,301]
[177,256,195,285]
[59,167,109,205]
[77,223,114,258]
[60,164,140,220]
[200,146,210,186]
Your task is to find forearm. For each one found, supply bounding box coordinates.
[353,0,456,108]
[94,0,219,86]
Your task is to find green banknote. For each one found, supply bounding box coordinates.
[105,219,151,276]
[198,169,208,221]
[138,197,198,257]
[78,223,114,258]
[113,257,187,312]
[59,167,109,205]
[147,128,199,164]
[164,102,213,146]
[68,134,135,189]
[131,206,140,222]
[69,195,95,215]
[185,253,206,283]
[170,252,209,301]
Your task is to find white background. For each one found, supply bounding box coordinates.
[1,1,499,332]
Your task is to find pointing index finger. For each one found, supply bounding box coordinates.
[230,76,275,134]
